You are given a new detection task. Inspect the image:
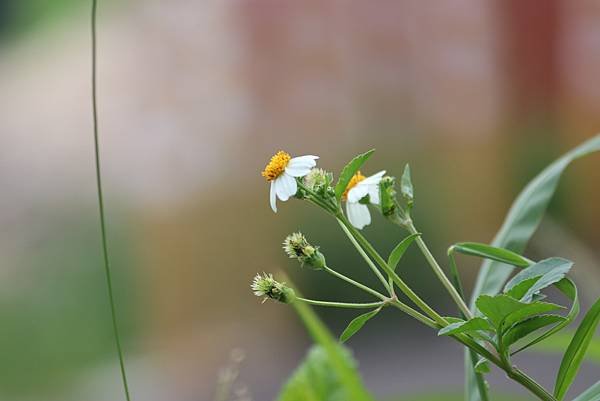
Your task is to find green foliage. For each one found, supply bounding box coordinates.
[450,242,530,268]
[438,317,492,336]
[387,233,420,271]
[555,297,600,400]
[504,258,573,302]
[466,135,600,401]
[277,346,359,401]
[287,288,374,401]
[335,150,375,201]
[339,308,381,343]
[572,381,600,401]
[400,164,414,207]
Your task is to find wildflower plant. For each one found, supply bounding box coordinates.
[253,140,600,401]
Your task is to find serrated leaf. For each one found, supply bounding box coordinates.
[476,295,528,328]
[400,163,414,203]
[466,135,600,401]
[438,317,493,336]
[451,242,530,268]
[511,278,580,354]
[503,315,566,347]
[555,296,600,400]
[335,150,375,200]
[387,233,420,271]
[504,257,573,302]
[505,277,540,300]
[339,308,381,343]
[501,301,563,333]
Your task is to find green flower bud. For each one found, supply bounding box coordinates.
[303,168,334,198]
[283,232,326,270]
[251,273,296,304]
[379,176,398,217]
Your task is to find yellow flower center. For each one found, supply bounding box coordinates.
[343,171,366,200]
[262,151,291,181]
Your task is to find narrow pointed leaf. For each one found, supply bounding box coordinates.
[555,297,600,400]
[572,380,600,401]
[387,233,420,271]
[340,308,381,343]
[512,278,580,355]
[504,257,573,302]
[474,358,490,374]
[438,317,493,336]
[400,163,414,203]
[452,242,530,268]
[335,149,375,200]
[503,315,566,347]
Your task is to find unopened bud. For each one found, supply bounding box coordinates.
[251,273,296,304]
[283,232,326,270]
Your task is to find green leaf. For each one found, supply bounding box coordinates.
[339,308,381,343]
[504,257,573,302]
[438,317,493,336]
[555,297,600,400]
[290,283,374,401]
[501,302,563,332]
[503,315,566,347]
[572,380,600,401]
[451,242,530,268]
[470,135,600,305]
[335,150,375,201]
[476,295,528,328]
[387,233,420,271]
[466,135,600,401]
[474,358,490,374]
[511,278,580,354]
[400,163,414,204]
[277,345,359,401]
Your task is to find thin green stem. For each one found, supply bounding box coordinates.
[91,1,131,400]
[296,298,384,309]
[323,265,388,301]
[406,221,472,318]
[389,300,438,329]
[336,219,393,294]
[337,215,447,326]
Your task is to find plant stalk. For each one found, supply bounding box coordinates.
[297,298,384,309]
[91,1,131,400]
[405,221,473,318]
[337,215,447,326]
[323,265,388,300]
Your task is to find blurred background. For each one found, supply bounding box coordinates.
[0,0,599,400]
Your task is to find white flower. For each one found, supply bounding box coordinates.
[262,151,318,212]
[344,170,386,229]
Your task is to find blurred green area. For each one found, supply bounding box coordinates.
[0,0,84,40]
[0,208,137,397]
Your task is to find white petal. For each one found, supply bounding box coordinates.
[347,185,369,203]
[285,155,319,177]
[275,173,297,201]
[346,202,371,230]
[270,181,277,212]
[369,186,380,205]
[360,170,386,185]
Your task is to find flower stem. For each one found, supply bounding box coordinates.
[389,300,438,329]
[296,298,384,309]
[336,219,394,295]
[323,265,388,300]
[337,215,447,326]
[405,221,473,318]
[91,1,131,400]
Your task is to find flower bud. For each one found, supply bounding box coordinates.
[379,176,398,217]
[251,273,296,304]
[283,232,326,270]
[303,168,334,198]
